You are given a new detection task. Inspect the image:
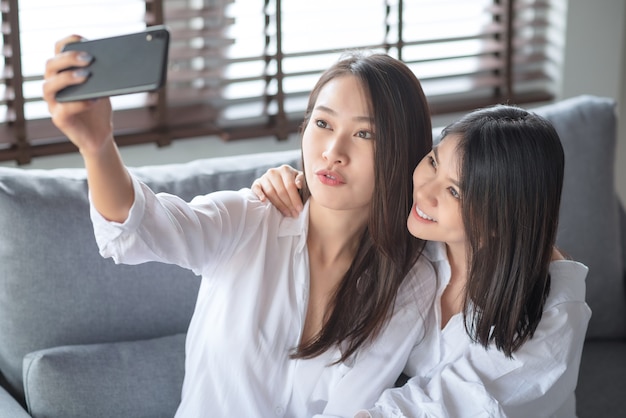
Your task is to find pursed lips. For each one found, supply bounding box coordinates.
[315,169,345,185]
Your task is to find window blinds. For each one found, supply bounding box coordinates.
[0,0,564,164]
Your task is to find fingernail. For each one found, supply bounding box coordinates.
[77,52,93,62]
[73,68,90,78]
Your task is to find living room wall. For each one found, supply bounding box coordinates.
[559,0,626,205]
[3,0,625,206]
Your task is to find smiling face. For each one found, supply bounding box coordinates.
[407,134,466,250]
[301,75,376,214]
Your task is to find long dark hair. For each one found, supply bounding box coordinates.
[442,105,565,357]
[293,52,432,362]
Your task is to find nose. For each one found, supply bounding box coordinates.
[322,133,349,165]
[415,174,438,208]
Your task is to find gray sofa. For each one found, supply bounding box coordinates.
[0,95,624,417]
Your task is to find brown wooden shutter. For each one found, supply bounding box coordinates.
[0,0,560,164]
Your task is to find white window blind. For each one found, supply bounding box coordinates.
[1,0,565,164]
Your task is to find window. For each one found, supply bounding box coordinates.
[1,0,565,164]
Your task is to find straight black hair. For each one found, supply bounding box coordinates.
[441,105,565,357]
[294,52,432,362]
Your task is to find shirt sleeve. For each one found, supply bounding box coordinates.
[358,260,591,418]
[315,258,438,418]
[90,175,266,276]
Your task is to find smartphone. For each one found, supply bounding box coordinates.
[55,26,170,102]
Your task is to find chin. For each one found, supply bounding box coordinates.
[406,216,422,239]
[408,215,440,242]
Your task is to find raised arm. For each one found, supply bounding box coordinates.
[251,164,305,217]
[42,35,133,223]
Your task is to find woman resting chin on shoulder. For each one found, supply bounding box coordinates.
[253,105,591,418]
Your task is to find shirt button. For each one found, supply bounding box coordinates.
[275,406,284,416]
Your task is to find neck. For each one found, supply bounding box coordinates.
[307,199,367,266]
[440,242,468,327]
[445,242,468,285]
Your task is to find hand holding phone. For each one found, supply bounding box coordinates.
[55,26,170,102]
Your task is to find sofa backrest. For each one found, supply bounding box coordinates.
[1,95,624,404]
[531,96,625,339]
[0,149,302,401]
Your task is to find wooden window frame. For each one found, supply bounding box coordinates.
[1,0,559,164]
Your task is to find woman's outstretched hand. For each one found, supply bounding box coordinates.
[42,35,114,157]
[251,164,304,217]
[43,35,133,224]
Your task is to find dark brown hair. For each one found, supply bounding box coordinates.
[441,105,565,357]
[293,52,432,362]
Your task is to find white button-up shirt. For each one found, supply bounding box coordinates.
[91,176,437,418]
[359,241,591,418]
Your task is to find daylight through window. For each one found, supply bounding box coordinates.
[0,0,566,164]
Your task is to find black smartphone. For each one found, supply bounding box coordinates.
[55,26,170,102]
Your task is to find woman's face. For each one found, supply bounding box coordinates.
[301,75,376,213]
[407,135,466,247]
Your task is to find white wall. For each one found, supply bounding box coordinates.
[560,0,626,205]
[4,0,625,206]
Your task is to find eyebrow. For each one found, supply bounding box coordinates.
[314,105,374,124]
[432,145,461,188]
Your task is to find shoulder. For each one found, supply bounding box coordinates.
[396,250,438,312]
[186,188,275,217]
[549,259,588,280]
[536,260,591,348]
[187,187,262,205]
[546,259,589,308]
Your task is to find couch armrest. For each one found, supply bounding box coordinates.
[0,386,30,418]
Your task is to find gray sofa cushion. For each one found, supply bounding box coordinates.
[0,386,30,418]
[0,149,302,401]
[0,168,199,402]
[576,340,626,417]
[531,95,625,339]
[22,333,185,418]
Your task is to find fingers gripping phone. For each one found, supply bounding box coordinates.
[55,26,170,102]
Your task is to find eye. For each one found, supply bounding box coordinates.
[428,155,437,169]
[315,119,329,129]
[448,187,460,199]
[356,130,373,139]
